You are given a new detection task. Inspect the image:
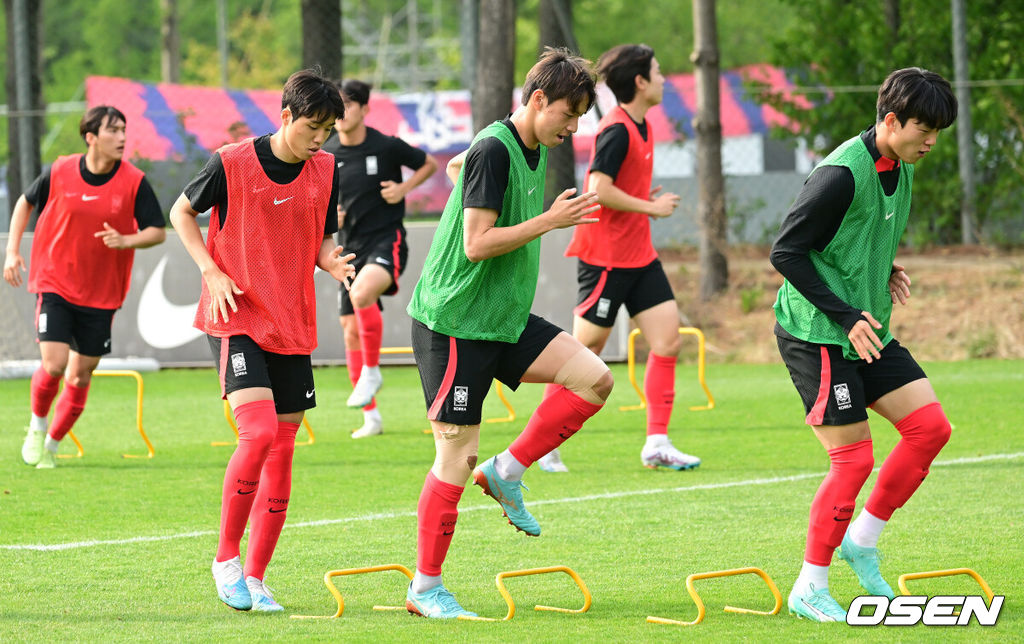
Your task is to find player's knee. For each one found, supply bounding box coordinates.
[652,334,683,357]
[432,423,479,484]
[898,402,951,455]
[349,284,376,310]
[556,347,612,405]
[593,369,614,402]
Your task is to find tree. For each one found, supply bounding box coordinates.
[473,0,515,134]
[161,0,180,83]
[301,0,341,81]
[4,0,43,209]
[538,0,577,205]
[692,0,728,300]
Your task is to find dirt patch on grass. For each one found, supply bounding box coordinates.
[656,246,1024,363]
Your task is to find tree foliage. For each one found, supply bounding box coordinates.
[760,0,1024,244]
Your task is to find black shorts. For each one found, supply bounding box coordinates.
[574,259,675,327]
[35,292,115,356]
[207,335,316,414]
[776,326,927,426]
[411,314,563,425]
[338,229,409,315]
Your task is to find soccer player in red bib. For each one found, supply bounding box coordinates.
[170,69,353,613]
[322,79,438,437]
[4,106,166,470]
[771,68,957,622]
[403,49,611,619]
[540,44,700,473]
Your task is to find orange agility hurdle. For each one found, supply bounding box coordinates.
[459,565,592,622]
[647,566,782,626]
[62,369,155,459]
[290,564,414,619]
[621,327,715,412]
[898,568,995,602]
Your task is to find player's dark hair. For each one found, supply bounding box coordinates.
[79,106,126,143]
[281,68,345,122]
[876,67,958,130]
[597,44,655,104]
[338,79,372,106]
[521,47,596,114]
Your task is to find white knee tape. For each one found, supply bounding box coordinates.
[554,347,610,405]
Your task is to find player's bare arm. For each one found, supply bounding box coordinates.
[445,151,467,185]
[169,192,243,323]
[316,236,356,288]
[380,153,439,204]
[2,195,33,287]
[587,171,679,218]
[889,261,911,305]
[462,189,599,262]
[94,222,166,249]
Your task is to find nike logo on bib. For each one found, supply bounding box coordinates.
[274,196,294,205]
[885,211,895,220]
[82,195,99,201]
[528,185,538,195]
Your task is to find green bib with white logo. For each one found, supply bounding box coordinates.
[407,121,548,342]
[774,134,914,360]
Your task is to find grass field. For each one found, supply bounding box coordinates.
[1,359,1021,641]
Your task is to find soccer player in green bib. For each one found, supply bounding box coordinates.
[771,67,957,622]
[404,48,612,619]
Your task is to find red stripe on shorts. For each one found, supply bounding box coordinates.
[34,294,42,344]
[427,336,458,421]
[805,345,831,425]
[218,338,230,399]
[573,268,610,318]
[391,229,403,290]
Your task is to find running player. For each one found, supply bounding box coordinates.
[403,48,611,619]
[4,106,166,469]
[323,79,438,437]
[771,67,957,622]
[169,69,353,613]
[539,44,699,474]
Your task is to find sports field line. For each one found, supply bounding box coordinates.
[3,451,1021,552]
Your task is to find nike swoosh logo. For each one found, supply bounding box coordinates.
[337,161,344,167]
[137,256,204,350]
[274,196,294,205]
[375,258,391,265]
[305,390,315,398]
[268,507,286,513]
[528,186,537,195]
[645,153,651,160]
[442,530,455,536]
[82,195,99,201]
[237,489,256,495]
[885,211,895,220]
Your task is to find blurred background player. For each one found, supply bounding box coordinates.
[403,48,612,619]
[771,67,957,622]
[323,79,438,437]
[538,44,699,474]
[3,105,166,469]
[169,69,352,613]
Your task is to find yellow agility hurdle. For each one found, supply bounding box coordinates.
[647,566,782,626]
[290,563,414,619]
[898,568,995,602]
[459,565,592,622]
[620,327,715,412]
[213,399,315,447]
[62,369,155,459]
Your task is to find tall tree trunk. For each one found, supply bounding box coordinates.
[5,0,43,223]
[538,0,576,205]
[160,0,180,83]
[301,0,342,81]
[883,0,900,42]
[472,0,515,134]
[692,0,728,300]
[459,0,479,93]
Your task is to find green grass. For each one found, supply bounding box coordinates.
[1,360,1021,641]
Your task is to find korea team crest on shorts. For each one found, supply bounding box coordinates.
[38,313,48,334]
[596,297,611,319]
[834,383,852,410]
[231,352,248,377]
[453,385,469,411]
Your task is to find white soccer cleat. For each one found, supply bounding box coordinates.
[641,441,701,471]
[537,448,569,473]
[347,365,382,408]
[351,409,383,439]
[21,428,46,466]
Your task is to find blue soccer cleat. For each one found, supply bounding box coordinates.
[246,576,284,612]
[788,583,847,622]
[473,456,541,536]
[838,532,895,599]
[212,556,252,611]
[405,582,477,619]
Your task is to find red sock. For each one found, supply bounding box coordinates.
[30,367,61,418]
[644,352,676,436]
[805,439,874,566]
[508,386,602,466]
[354,304,383,368]
[865,402,951,521]
[345,349,376,411]
[216,399,278,563]
[245,421,299,580]
[48,381,90,441]
[416,472,464,576]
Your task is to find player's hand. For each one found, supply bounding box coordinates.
[647,187,680,218]
[337,205,346,229]
[3,251,26,287]
[889,262,911,305]
[326,245,357,289]
[848,311,885,363]
[380,180,406,204]
[202,267,244,324]
[94,222,130,249]
[545,188,600,229]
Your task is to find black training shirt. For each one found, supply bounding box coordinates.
[461,117,541,214]
[183,134,339,236]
